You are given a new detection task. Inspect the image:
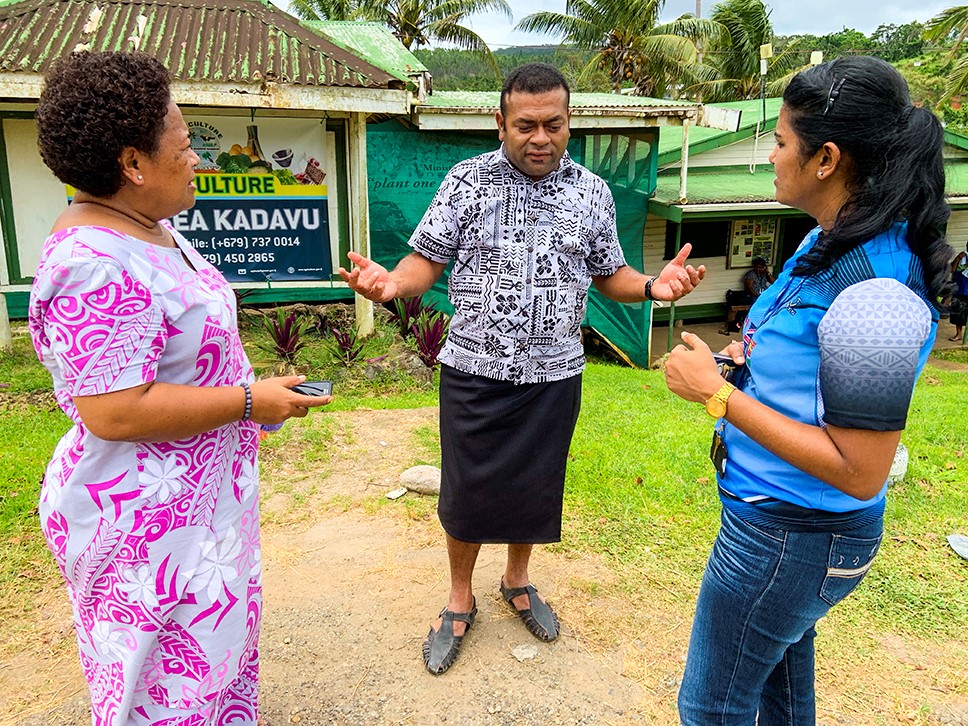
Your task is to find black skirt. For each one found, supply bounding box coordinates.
[437,364,582,544]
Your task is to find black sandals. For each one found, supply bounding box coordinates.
[500,580,559,642]
[421,599,478,675]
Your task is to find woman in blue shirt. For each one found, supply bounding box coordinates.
[665,56,953,724]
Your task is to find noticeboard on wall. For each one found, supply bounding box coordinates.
[728,218,777,269]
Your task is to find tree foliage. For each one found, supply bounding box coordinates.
[414,47,611,92]
[774,22,925,65]
[290,0,511,78]
[515,0,725,96]
[924,5,968,104]
[689,0,805,102]
[870,22,925,62]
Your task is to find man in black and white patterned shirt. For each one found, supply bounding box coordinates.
[340,63,705,675]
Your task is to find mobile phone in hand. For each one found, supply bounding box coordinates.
[711,354,743,383]
[290,380,333,397]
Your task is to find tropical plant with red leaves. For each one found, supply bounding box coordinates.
[326,324,366,366]
[390,296,426,338]
[260,307,310,365]
[411,309,449,368]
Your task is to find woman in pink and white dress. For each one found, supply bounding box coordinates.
[29,51,330,725]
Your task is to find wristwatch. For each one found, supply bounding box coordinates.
[705,382,737,418]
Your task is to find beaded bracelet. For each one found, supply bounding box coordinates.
[240,382,252,421]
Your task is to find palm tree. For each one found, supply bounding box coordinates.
[288,0,371,22]
[924,6,968,104]
[516,0,724,97]
[290,0,511,77]
[379,0,511,53]
[689,0,804,102]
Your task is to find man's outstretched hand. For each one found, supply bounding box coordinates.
[338,251,398,303]
[650,243,706,302]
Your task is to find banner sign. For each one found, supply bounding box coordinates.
[171,119,333,283]
[171,173,331,283]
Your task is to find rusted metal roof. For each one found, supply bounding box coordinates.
[0,0,403,89]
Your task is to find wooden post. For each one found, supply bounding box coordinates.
[348,111,374,336]
[0,292,11,352]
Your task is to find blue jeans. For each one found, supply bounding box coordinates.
[678,506,883,725]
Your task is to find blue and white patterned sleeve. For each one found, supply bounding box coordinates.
[818,278,933,431]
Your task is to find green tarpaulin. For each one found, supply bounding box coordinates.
[367,122,653,367]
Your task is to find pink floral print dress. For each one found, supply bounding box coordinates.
[28,225,261,725]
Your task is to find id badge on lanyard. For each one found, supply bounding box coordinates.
[710,422,728,477]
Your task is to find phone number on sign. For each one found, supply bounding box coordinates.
[201,252,276,266]
[195,236,302,251]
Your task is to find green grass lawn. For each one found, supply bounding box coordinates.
[1,321,966,642]
[564,361,968,639]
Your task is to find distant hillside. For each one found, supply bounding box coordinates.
[414,47,609,92]
[493,45,572,56]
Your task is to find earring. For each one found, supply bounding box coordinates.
[817,171,823,178]
[137,175,143,181]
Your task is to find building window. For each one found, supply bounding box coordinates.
[664,220,730,259]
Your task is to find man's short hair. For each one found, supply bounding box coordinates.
[500,63,570,117]
[752,256,767,266]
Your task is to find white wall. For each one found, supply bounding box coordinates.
[944,146,968,161]
[662,134,774,171]
[947,209,968,252]
[643,215,748,309]
[5,118,66,281]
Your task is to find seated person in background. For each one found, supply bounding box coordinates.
[723,258,774,333]
[743,256,775,299]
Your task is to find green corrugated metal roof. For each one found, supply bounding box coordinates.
[303,20,427,85]
[658,97,783,165]
[654,168,777,205]
[419,91,499,109]
[653,159,968,208]
[945,129,968,152]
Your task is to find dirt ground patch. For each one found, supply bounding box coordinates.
[3,407,967,725]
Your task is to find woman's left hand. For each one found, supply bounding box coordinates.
[665,332,737,404]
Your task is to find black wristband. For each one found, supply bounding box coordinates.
[240,382,252,421]
[644,276,656,301]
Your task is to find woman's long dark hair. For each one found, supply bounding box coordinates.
[783,56,953,304]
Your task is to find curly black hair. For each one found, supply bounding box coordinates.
[36,51,171,198]
[500,63,570,117]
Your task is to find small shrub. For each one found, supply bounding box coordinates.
[411,310,449,368]
[260,307,310,365]
[326,325,366,367]
[391,297,426,338]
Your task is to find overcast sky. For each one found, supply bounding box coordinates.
[463,0,953,49]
